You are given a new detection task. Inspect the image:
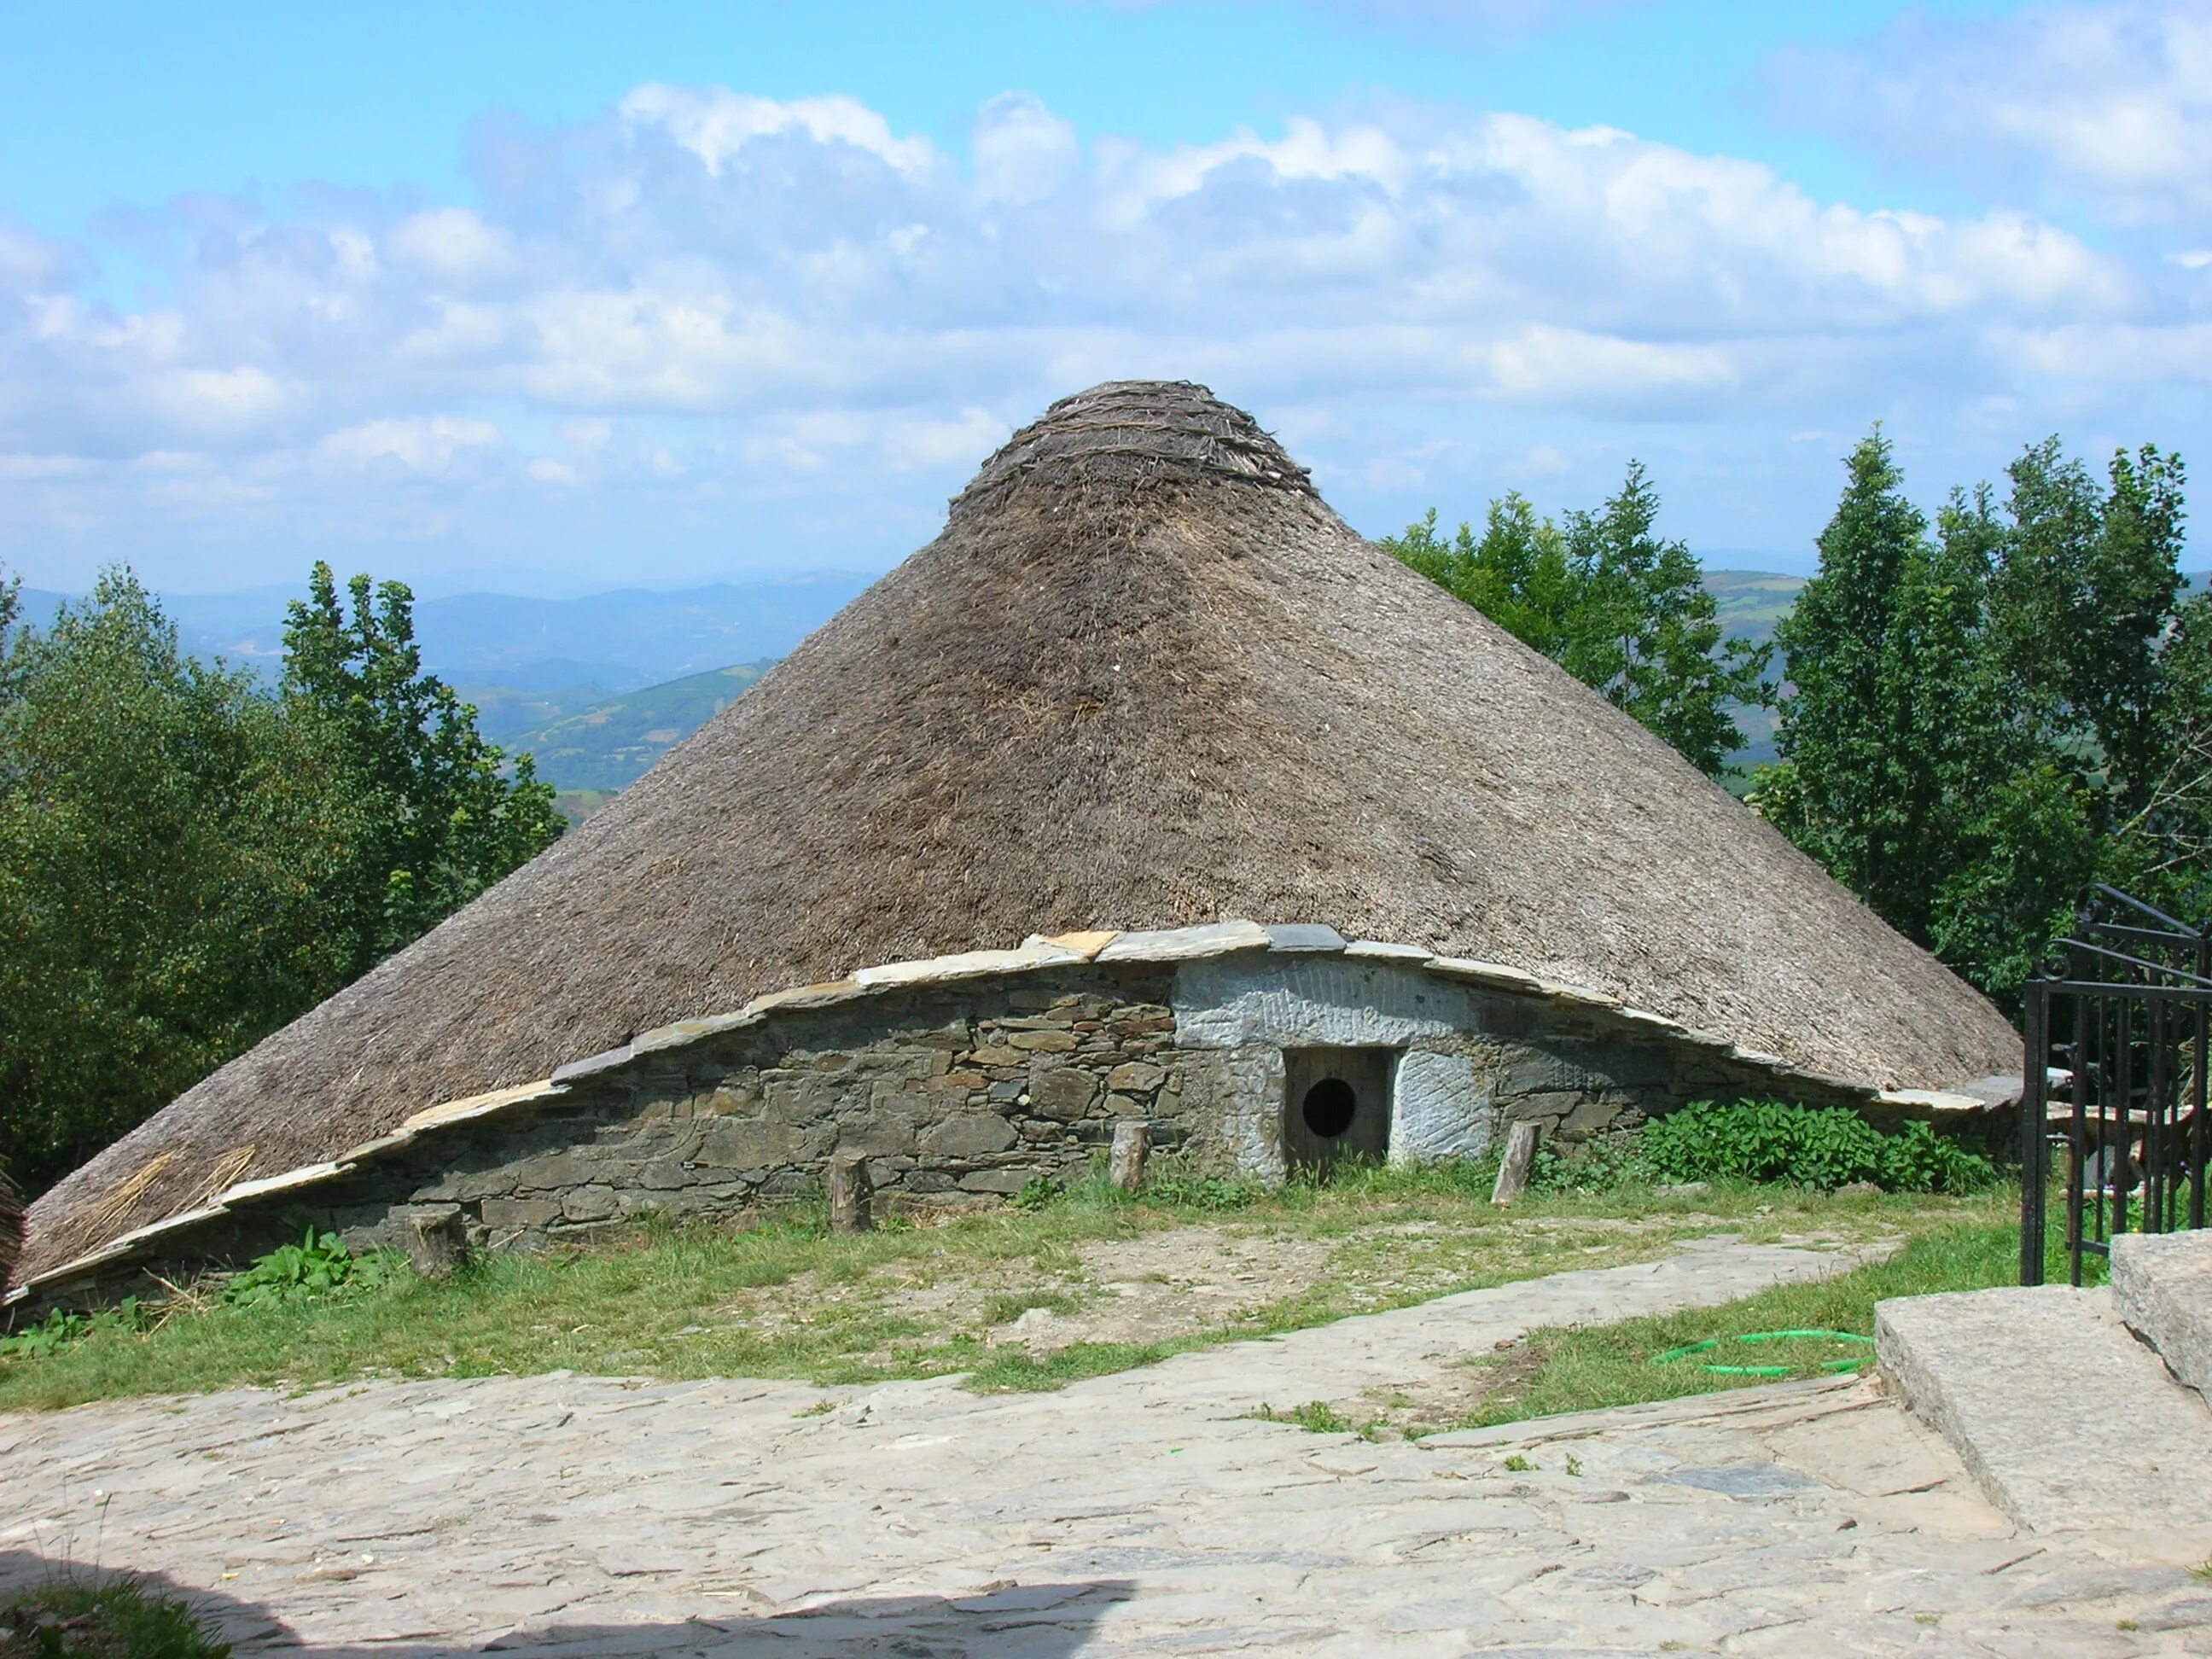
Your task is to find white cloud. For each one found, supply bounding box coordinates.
[1773,2,2212,227]
[618,84,936,178]
[387,208,515,282]
[0,84,2200,591]
[315,416,502,474]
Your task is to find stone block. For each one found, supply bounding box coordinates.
[2112,1230,2212,1401]
[697,1117,813,1168]
[1106,1092,1150,1116]
[1500,1051,1589,1096]
[834,1107,924,1157]
[1507,1091,1575,1122]
[922,1112,1019,1157]
[695,1083,760,1117]
[969,1045,1023,1067]
[1563,1094,1632,1134]
[1008,1029,1077,1053]
[924,1071,987,1091]
[512,1150,610,1192]
[476,1195,560,1231]
[1106,1062,1165,1094]
[1030,1067,1099,1122]
[958,1167,1037,1194]
[562,1186,620,1223]
[1389,1050,1489,1164]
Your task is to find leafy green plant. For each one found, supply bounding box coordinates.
[1528,1132,1658,1195]
[0,1300,148,1364]
[1640,1100,1996,1194]
[1010,1174,1059,1212]
[221,1227,394,1309]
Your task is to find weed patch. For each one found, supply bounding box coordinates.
[0,1575,229,1659]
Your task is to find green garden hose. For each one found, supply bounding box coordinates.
[1649,1329,1875,1377]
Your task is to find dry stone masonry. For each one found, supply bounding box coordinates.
[7,925,2011,1307]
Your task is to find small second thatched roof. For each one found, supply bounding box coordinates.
[20,381,2019,1283]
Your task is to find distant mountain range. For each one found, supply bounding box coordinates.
[16,564,2199,816]
[483,660,775,818]
[14,571,874,694]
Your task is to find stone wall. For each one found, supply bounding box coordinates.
[20,949,1895,1301]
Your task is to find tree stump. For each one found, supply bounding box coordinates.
[1109,1121,1151,1193]
[1491,1120,1544,1206]
[829,1155,874,1233]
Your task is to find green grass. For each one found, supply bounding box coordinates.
[0,1576,230,1658]
[1461,1202,2046,1429]
[0,1162,2017,1414]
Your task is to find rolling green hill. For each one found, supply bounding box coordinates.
[490,660,774,811]
[1704,570,1807,773]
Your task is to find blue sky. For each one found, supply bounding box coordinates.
[2,0,2206,594]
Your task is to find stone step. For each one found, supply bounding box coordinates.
[2113,1229,2212,1401]
[1877,1284,2212,1534]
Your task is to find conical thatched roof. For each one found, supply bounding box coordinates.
[20,381,2017,1282]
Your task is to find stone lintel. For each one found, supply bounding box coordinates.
[1425,956,1541,994]
[212,1161,358,1208]
[1026,929,1121,959]
[103,1204,233,1254]
[1263,923,1348,953]
[405,1080,568,1130]
[853,940,1084,989]
[743,980,870,1018]
[1097,920,1272,962]
[1534,980,1624,1012]
[1342,940,1433,963]
[633,1010,760,1055]
[548,1046,636,1086]
[1609,1006,1690,1039]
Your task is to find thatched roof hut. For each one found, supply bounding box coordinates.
[17,381,2017,1285]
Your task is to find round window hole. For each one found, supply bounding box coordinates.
[1302,1078,1357,1139]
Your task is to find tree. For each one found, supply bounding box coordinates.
[0,570,360,1192]
[1988,440,2187,818]
[1558,463,1773,776]
[1764,428,1930,905]
[282,563,563,975]
[1764,430,2189,1005]
[1382,465,1771,776]
[0,560,566,1197]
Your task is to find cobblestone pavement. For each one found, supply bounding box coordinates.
[5,1238,2212,1656]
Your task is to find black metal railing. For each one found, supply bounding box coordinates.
[2020,886,2212,1286]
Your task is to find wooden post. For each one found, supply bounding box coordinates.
[1109,1121,1151,1192]
[1491,1120,1543,1206]
[829,1155,874,1233]
[401,1208,467,1279]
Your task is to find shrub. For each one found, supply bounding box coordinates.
[1641,1100,1997,1194]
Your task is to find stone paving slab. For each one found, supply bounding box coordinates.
[2115,1230,2212,1401]
[4,1240,2212,1655]
[1878,1284,2212,1538]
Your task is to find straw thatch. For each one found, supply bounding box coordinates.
[19,381,2019,1282]
[0,1174,20,1295]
